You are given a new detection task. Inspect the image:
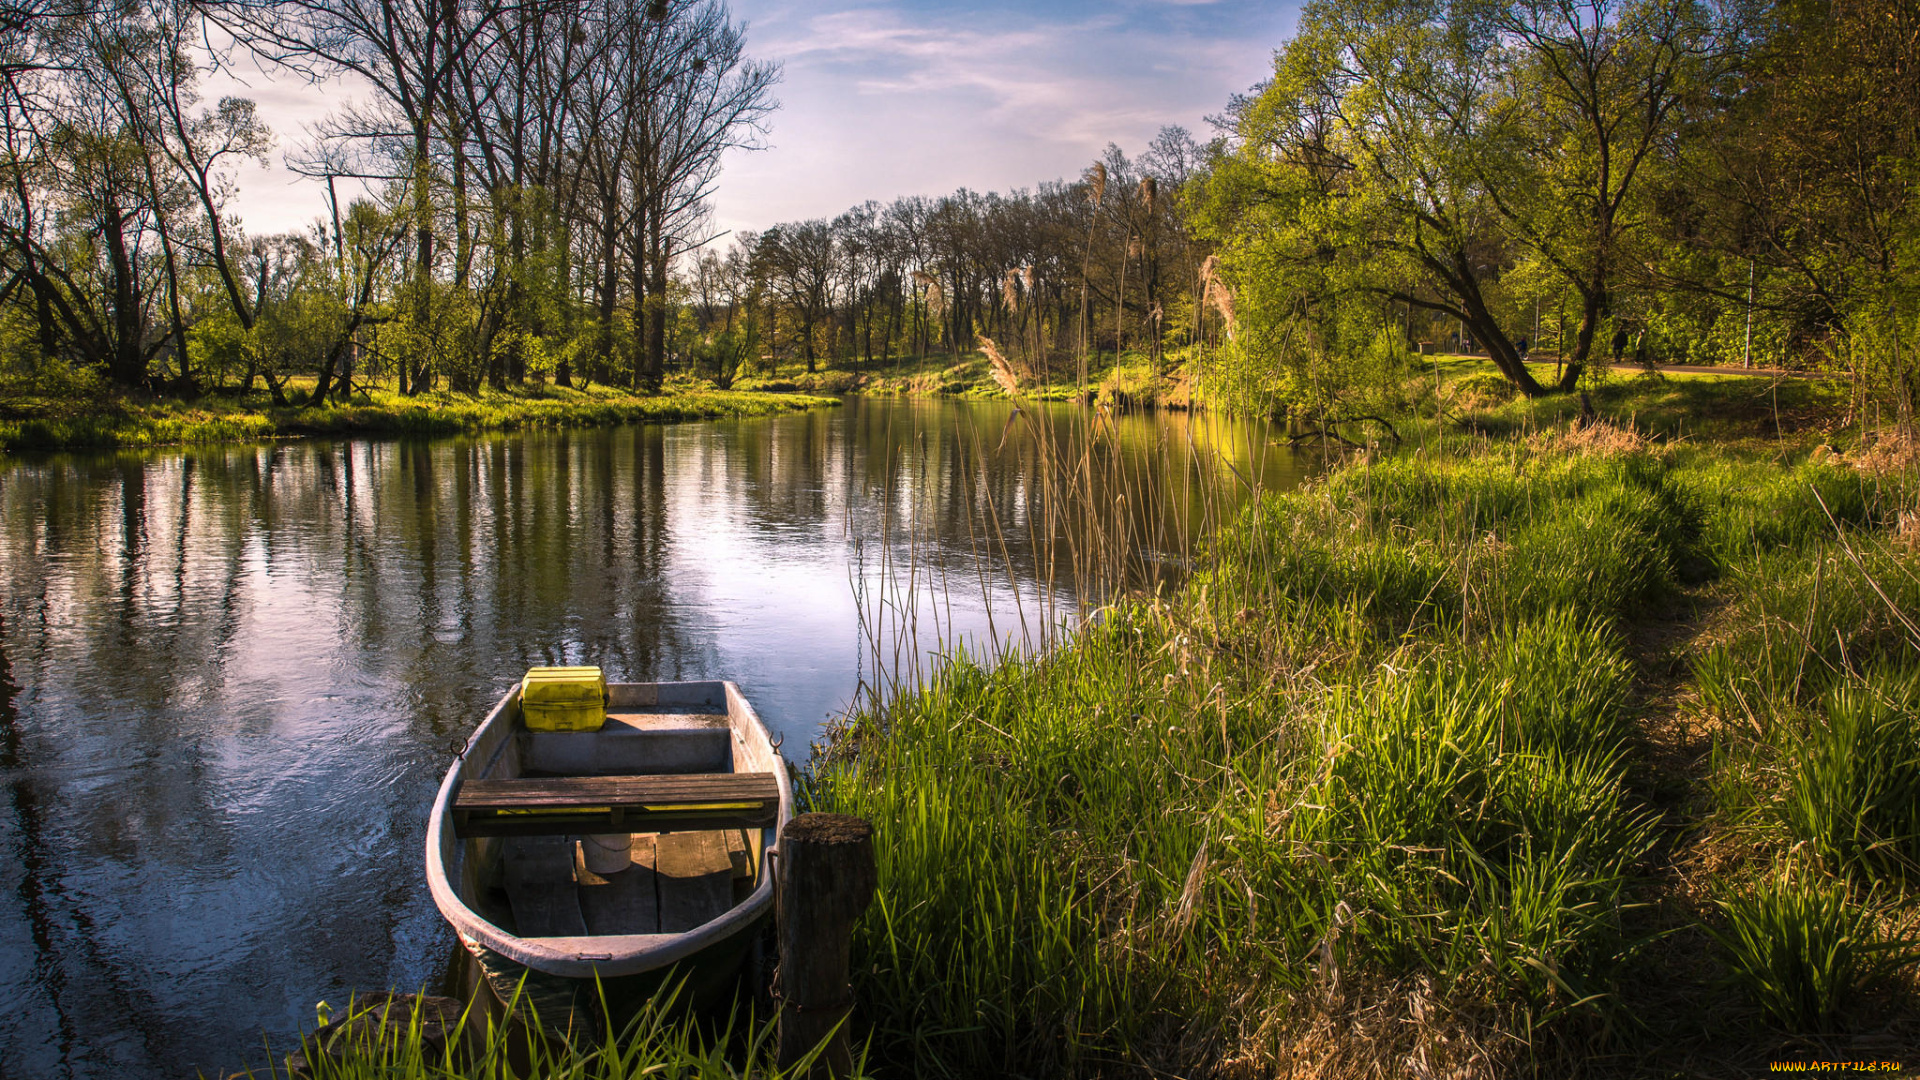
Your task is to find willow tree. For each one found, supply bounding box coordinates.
[1203,0,1729,396]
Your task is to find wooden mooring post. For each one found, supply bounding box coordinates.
[775,813,876,1078]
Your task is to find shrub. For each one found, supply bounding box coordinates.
[1449,371,1517,409]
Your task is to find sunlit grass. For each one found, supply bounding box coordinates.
[0,383,837,452]
[808,440,1722,1074]
[1708,864,1919,1033]
[222,983,864,1080]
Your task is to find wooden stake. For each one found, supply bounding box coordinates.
[775,813,876,1077]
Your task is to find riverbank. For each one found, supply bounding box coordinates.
[735,349,1186,407]
[806,404,1919,1076]
[0,381,837,453]
[736,348,1838,426]
[288,412,1918,1079]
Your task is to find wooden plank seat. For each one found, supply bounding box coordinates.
[453,772,779,838]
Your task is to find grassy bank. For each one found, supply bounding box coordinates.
[736,350,1183,407]
[1418,356,1852,445]
[808,414,1920,1076]
[0,380,836,453]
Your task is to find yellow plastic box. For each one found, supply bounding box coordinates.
[520,666,608,732]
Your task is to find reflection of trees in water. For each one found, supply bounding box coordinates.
[335,430,712,707]
[834,400,1302,616]
[0,470,231,1074]
[809,399,1310,705]
[0,433,727,1075]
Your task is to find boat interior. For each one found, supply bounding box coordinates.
[454,682,775,939]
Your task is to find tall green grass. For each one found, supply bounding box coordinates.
[813,429,1920,1067]
[1774,668,1920,879]
[811,442,1703,1074]
[1670,447,1920,1033]
[1708,865,1919,1033]
[1276,614,1652,1004]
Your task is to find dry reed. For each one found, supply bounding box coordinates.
[912,270,946,317]
[979,337,1019,397]
[1208,283,1237,342]
[1197,254,1237,340]
[1531,417,1651,456]
[1846,426,1920,476]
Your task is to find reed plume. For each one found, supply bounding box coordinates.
[1196,254,1218,342]
[1081,159,1106,389]
[1207,276,1237,341]
[912,270,946,317]
[1139,175,1157,214]
[1197,253,1238,336]
[979,336,1019,397]
[1002,269,1022,312]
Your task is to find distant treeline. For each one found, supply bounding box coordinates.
[688,133,1207,388]
[0,0,1201,405]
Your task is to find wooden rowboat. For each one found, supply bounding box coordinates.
[426,680,793,1028]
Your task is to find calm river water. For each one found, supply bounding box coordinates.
[0,396,1314,1078]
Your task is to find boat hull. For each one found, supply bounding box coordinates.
[459,917,763,1028]
[426,680,791,1033]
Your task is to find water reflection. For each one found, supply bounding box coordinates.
[0,397,1314,1077]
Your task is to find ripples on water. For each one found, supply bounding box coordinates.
[0,397,1313,1077]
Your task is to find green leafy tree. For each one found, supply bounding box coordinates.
[1201,0,1728,397]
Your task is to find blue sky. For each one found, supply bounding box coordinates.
[220,0,1300,239]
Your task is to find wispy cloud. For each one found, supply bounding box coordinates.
[707,0,1294,234]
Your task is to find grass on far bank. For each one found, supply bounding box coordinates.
[0,377,837,453]
[736,347,1836,437]
[807,407,1920,1077]
[734,348,1176,406]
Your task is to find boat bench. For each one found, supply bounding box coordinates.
[452,772,780,838]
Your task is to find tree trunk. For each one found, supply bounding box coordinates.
[407,136,435,398]
[641,223,667,394]
[102,206,146,389]
[1555,288,1605,393]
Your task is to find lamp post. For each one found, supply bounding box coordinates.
[1743,258,1754,369]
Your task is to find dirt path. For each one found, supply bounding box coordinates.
[1610,584,1919,1078]
[1432,351,1836,380]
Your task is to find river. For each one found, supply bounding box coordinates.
[0,396,1315,1078]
